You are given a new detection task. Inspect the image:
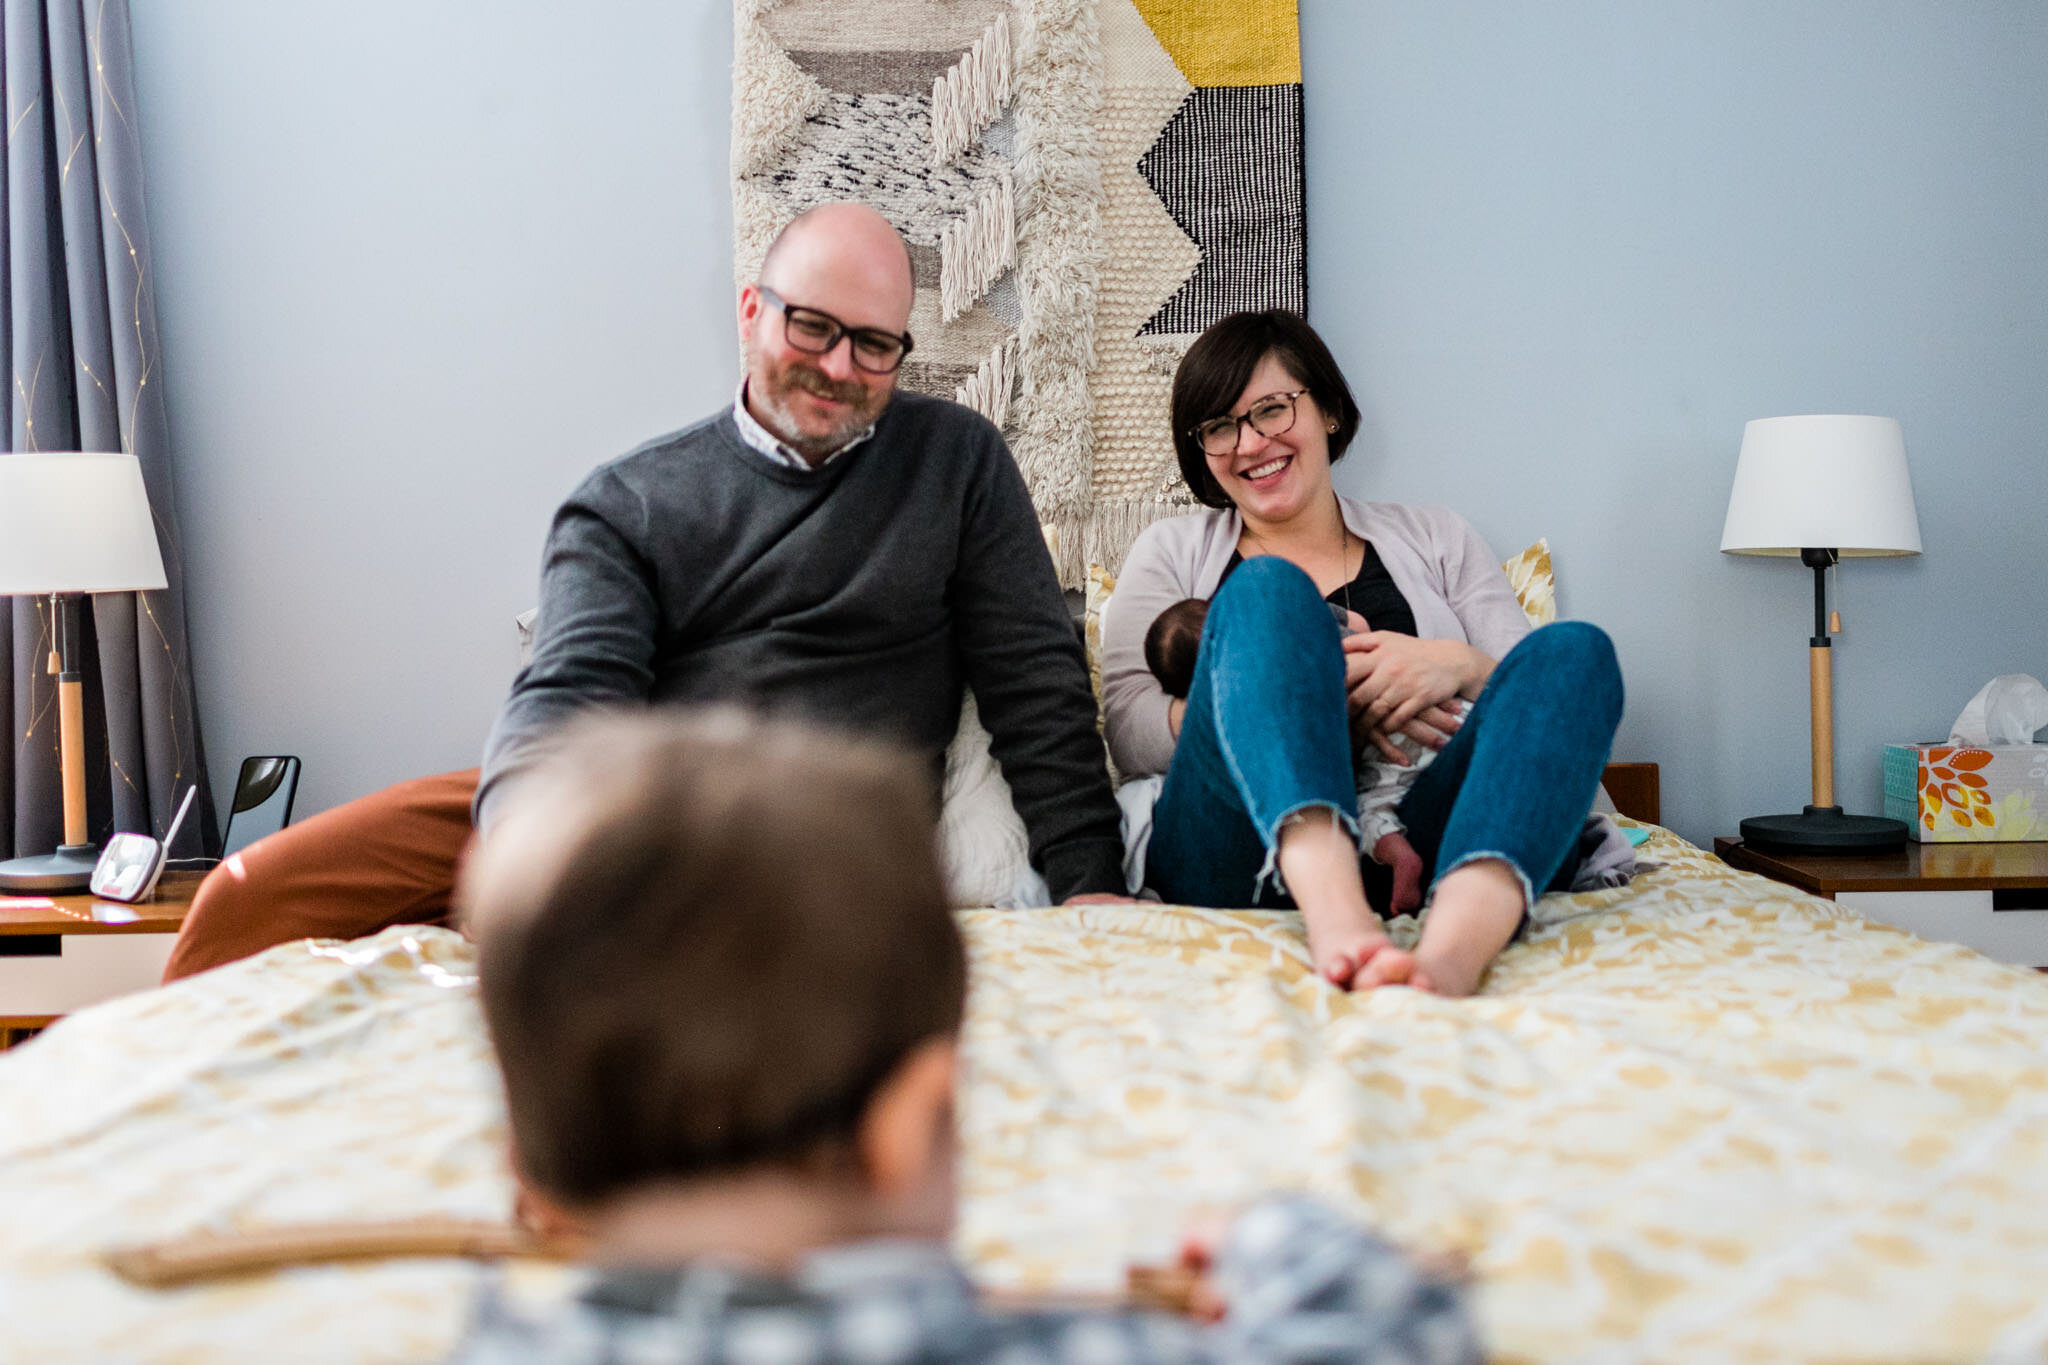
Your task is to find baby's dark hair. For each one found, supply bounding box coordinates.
[462,708,964,1207]
[1145,597,1210,699]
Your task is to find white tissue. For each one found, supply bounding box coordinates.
[1949,674,2048,746]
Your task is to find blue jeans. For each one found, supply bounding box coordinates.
[1144,556,1623,912]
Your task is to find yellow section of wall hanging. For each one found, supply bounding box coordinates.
[1128,0,1301,87]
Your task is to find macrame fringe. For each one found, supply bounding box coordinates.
[1043,497,1194,584]
[931,14,1014,167]
[728,0,829,288]
[736,0,1109,591]
[954,335,1019,428]
[729,1,828,186]
[939,174,1016,323]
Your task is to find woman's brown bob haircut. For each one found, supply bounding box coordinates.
[463,708,964,1207]
[1170,310,1363,510]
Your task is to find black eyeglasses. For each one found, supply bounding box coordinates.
[1189,390,1311,456]
[755,285,915,374]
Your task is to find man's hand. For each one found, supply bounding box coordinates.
[1372,831,1426,915]
[1064,892,1139,906]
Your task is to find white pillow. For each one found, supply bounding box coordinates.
[938,692,1033,907]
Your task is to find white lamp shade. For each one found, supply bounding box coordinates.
[1720,415,1922,557]
[0,452,170,594]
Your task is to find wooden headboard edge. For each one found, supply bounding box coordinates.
[1602,762,1661,827]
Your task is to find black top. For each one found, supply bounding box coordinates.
[478,393,1125,901]
[1222,541,1419,637]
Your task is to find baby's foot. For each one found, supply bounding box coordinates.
[1371,831,1427,916]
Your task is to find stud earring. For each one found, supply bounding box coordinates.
[1326,422,1338,433]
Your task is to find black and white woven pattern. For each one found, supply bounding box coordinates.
[1138,84,1308,337]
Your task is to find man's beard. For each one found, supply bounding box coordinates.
[752,353,887,459]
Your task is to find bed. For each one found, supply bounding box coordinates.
[3,822,2046,1362]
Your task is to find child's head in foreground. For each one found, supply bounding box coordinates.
[460,708,966,1253]
[1145,597,1210,699]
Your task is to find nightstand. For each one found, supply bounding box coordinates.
[0,869,200,1047]
[1715,838,2048,967]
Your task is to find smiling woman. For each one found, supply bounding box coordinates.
[1100,311,1629,998]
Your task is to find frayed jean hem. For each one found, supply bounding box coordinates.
[1428,848,1535,921]
[1256,800,1363,902]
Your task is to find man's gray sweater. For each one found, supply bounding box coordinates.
[477,393,1125,901]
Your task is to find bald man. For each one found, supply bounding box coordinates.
[165,204,1126,980]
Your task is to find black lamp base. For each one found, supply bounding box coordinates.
[1739,806,1908,855]
[0,843,99,893]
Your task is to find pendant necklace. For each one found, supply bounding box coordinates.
[1242,495,1355,622]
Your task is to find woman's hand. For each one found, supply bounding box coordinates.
[1356,704,1466,766]
[1338,611,1455,763]
[1343,633,1494,758]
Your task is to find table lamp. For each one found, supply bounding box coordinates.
[1720,415,1922,853]
[0,453,170,891]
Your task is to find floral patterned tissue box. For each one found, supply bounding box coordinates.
[1884,743,2048,841]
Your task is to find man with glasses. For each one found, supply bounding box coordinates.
[164,203,1127,981]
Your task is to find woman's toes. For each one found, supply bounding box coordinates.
[1352,943,1418,989]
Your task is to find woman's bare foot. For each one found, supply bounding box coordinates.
[1350,939,1423,989]
[1409,859,1525,997]
[1275,808,1414,989]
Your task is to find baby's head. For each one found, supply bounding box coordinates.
[1144,597,1210,699]
[460,708,966,1250]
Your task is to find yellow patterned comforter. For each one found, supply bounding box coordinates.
[3,827,2046,1362]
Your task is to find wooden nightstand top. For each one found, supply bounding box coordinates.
[0,869,201,937]
[1714,838,2048,896]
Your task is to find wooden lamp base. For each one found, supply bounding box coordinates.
[0,594,98,892]
[1738,550,1908,856]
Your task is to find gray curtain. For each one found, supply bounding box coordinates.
[2,0,213,860]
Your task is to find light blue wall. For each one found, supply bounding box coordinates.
[130,2,738,817]
[130,3,2046,843]
[1308,1,2048,842]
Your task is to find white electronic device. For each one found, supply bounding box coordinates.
[89,785,198,904]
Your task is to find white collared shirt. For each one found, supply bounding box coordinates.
[733,382,876,470]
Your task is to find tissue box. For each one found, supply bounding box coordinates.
[1883,744,2048,841]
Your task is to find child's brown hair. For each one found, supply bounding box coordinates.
[462,708,965,1206]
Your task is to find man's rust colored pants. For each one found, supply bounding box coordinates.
[163,769,481,982]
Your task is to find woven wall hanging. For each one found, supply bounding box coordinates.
[732,0,1306,581]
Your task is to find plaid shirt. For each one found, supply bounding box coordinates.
[447,1196,1477,1364]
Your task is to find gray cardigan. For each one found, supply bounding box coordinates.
[1101,497,1534,778]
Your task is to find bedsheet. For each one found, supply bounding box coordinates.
[1,827,2046,1363]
